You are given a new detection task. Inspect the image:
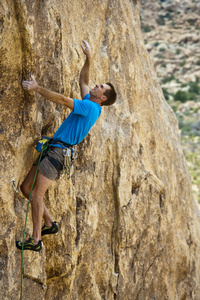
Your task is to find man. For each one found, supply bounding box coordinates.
[16,41,117,252]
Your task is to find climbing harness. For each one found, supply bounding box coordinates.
[36,137,78,179]
[12,137,78,299]
[35,136,51,152]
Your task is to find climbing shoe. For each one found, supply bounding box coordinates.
[41,221,58,236]
[16,238,42,252]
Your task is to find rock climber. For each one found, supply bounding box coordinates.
[16,40,117,252]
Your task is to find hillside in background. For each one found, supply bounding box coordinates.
[141,0,200,204]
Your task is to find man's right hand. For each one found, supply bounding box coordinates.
[81,40,91,59]
[22,75,38,91]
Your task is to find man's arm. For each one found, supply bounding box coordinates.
[79,40,91,99]
[22,75,74,110]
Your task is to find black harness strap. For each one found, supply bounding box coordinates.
[47,156,63,172]
[39,148,63,172]
[39,139,74,174]
[50,140,73,148]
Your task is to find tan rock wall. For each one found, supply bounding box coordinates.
[0,0,200,299]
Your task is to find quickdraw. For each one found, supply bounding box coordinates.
[12,179,29,202]
[63,147,78,179]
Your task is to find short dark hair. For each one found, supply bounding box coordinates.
[102,82,117,106]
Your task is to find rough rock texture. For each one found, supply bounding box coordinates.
[0,0,200,299]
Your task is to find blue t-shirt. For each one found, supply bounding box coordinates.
[52,93,102,146]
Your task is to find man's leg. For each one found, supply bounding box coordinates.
[16,161,59,251]
[20,166,54,227]
[30,171,53,243]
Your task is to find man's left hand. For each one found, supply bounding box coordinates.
[22,75,38,91]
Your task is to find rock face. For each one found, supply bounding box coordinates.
[1,0,200,299]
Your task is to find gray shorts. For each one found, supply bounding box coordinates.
[34,147,64,181]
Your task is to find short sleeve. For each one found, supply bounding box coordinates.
[82,93,90,100]
[73,99,92,116]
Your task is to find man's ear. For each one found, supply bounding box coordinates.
[101,95,107,101]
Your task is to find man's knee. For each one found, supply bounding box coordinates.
[31,188,45,203]
[20,182,30,199]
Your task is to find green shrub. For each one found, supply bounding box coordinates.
[178,115,183,128]
[154,42,160,47]
[171,22,176,27]
[188,81,200,94]
[187,19,196,26]
[171,105,178,112]
[156,17,165,26]
[162,88,169,100]
[165,12,172,20]
[181,83,187,87]
[181,125,192,135]
[181,125,197,137]
[142,25,151,32]
[173,82,200,102]
[196,59,200,66]
[162,75,175,84]
[174,90,188,102]
[179,60,186,67]
[159,47,166,52]
[176,48,181,55]
[193,107,200,113]
[188,92,197,100]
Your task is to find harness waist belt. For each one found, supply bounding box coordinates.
[50,140,73,148]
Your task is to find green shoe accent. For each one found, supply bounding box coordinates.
[41,221,58,236]
[16,237,42,252]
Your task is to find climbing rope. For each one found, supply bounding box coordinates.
[13,139,75,299]
[17,144,48,300]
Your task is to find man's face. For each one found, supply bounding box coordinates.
[90,83,110,100]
